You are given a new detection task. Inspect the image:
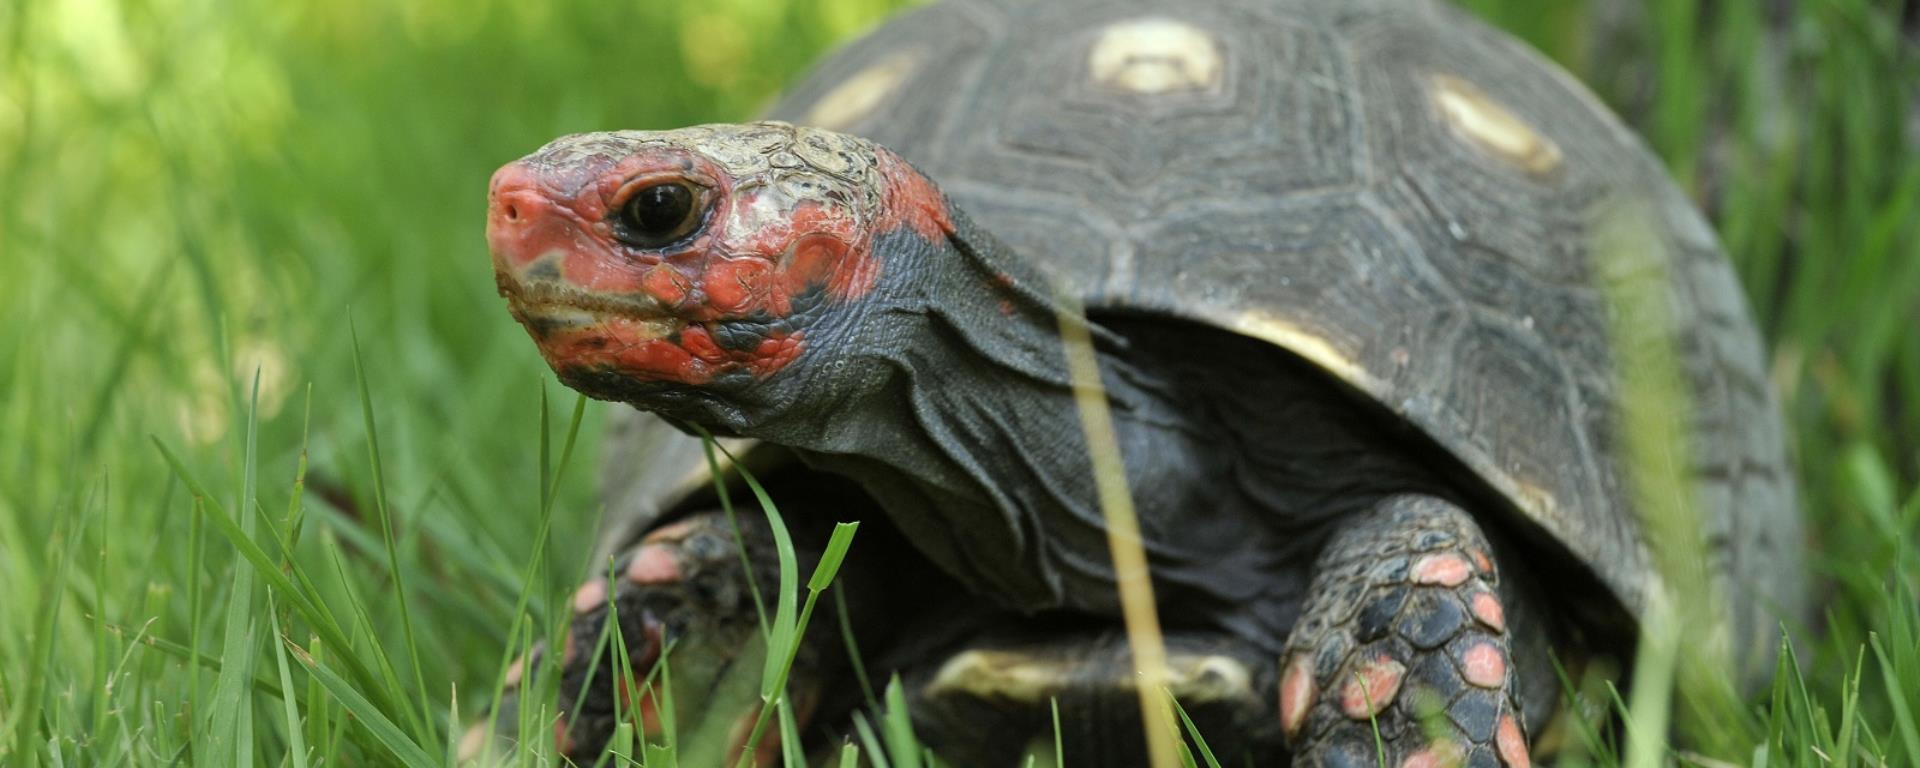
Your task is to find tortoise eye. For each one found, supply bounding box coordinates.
[615,181,705,248]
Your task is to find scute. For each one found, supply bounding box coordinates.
[1429,73,1565,176]
[804,52,919,131]
[765,0,1800,683]
[1086,17,1227,95]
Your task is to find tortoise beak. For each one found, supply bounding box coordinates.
[487,161,568,276]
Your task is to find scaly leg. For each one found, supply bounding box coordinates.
[1280,495,1543,768]
[464,509,810,764]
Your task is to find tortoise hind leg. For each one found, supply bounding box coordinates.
[905,628,1286,766]
[460,509,798,763]
[1281,494,1551,768]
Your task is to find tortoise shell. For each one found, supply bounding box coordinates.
[603,0,1803,683]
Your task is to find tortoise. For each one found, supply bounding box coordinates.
[477,0,1807,763]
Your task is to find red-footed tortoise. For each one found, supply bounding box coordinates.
[476,0,1806,764]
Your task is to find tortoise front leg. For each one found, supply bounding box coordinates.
[464,509,806,764]
[565,511,805,761]
[1280,495,1544,768]
[462,499,974,764]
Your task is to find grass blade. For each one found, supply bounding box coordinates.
[270,595,311,768]
[1056,304,1180,768]
[882,676,923,768]
[347,318,435,747]
[478,389,587,755]
[9,510,83,768]
[150,438,405,733]
[834,584,879,712]
[1167,695,1221,768]
[1871,633,1920,763]
[285,639,440,768]
[853,711,891,768]
[208,371,265,765]
[740,521,860,757]
[1052,698,1063,768]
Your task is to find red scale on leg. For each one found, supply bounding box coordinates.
[1282,499,1536,768]
[1468,548,1494,575]
[1469,591,1506,632]
[1412,553,1473,587]
[1339,653,1406,719]
[1400,741,1464,768]
[1458,641,1507,689]
[625,543,682,585]
[572,578,609,613]
[1279,654,1316,738]
[1496,715,1530,768]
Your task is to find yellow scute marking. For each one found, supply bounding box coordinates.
[804,52,916,130]
[1431,74,1563,175]
[1088,17,1224,95]
[1231,311,1374,391]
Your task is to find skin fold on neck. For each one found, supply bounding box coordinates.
[728,202,1429,650]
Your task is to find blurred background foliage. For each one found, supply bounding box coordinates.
[0,0,1916,764]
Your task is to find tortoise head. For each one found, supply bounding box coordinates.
[487,122,953,430]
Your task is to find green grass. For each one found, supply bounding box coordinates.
[0,0,1915,765]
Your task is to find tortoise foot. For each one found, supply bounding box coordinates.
[1281,495,1534,768]
[468,509,811,764]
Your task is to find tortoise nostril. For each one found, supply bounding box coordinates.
[503,202,520,221]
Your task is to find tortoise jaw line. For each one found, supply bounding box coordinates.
[498,276,673,319]
[508,301,687,343]
[497,276,687,342]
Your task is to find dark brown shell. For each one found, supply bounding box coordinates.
[609,0,1804,685]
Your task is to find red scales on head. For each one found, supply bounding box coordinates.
[486,122,951,390]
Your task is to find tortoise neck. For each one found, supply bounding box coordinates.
[756,207,1130,611]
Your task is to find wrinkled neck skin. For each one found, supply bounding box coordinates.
[661,200,1403,648]
[682,206,1139,614]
